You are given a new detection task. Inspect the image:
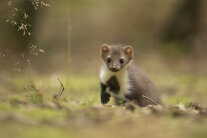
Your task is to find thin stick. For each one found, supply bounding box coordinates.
[58,78,64,96]
[142,95,159,105]
[53,78,65,98]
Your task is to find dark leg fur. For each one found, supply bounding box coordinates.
[100,83,110,104]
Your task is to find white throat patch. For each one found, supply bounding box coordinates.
[99,65,131,99]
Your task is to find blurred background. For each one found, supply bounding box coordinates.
[1,0,207,74]
[0,0,207,105]
[1,0,207,137]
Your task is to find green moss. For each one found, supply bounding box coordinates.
[10,96,20,106]
[30,92,43,103]
[166,95,193,106]
[0,103,12,111]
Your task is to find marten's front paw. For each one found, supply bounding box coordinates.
[101,93,110,104]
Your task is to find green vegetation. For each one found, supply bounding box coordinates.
[1,1,207,137]
[1,70,207,138]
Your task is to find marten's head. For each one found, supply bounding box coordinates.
[101,44,133,72]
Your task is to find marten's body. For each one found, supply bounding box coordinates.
[100,44,162,107]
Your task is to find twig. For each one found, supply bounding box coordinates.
[53,78,65,99]
[58,78,64,96]
[142,95,159,105]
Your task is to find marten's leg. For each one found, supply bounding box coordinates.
[100,83,110,104]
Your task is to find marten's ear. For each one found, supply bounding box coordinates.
[124,46,133,57]
[101,44,110,53]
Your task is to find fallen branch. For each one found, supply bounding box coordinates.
[53,78,65,99]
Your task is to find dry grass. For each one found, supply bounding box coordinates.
[1,69,207,138]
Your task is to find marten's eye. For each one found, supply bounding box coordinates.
[107,57,111,63]
[120,58,124,64]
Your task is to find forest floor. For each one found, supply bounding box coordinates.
[1,68,207,138]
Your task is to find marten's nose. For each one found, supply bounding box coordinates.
[110,64,120,72]
[111,66,117,70]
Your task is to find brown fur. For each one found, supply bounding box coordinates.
[100,44,162,106]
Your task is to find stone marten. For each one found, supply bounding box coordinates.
[99,44,162,107]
